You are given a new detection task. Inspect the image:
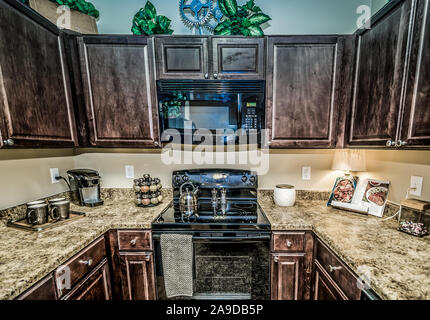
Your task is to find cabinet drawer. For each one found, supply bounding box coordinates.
[118,230,152,251]
[55,236,106,297]
[272,232,305,252]
[315,239,361,300]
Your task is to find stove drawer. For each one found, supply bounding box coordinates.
[272,232,305,252]
[118,230,152,251]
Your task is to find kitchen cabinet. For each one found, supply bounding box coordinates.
[155,36,265,80]
[266,36,353,148]
[0,0,78,148]
[271,231,314,300]
[155,37,210,80]
[312,238,361,300]
[16,274,57,300]
[211,37,265,80]
[347,0,414,147]
[62,259,112,300]
[119,252,156,300]
[77,36,160,148]
[401,0,430,147]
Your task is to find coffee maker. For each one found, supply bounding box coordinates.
[67,169,104,207]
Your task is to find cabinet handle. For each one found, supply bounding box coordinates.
[213,73,218,79]
[79,258,93,266]
[154,141,159,147]
[386,140,395,147]
[130,237,138,247]
[274,256,279,263]
[396,140,407,147]
[3,139,14,147]
[286,240,292,248]
[328,265,342,272]
[204,74,209,79]
[145,254,151,261]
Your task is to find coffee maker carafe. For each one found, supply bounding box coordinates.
[67,169,104,207]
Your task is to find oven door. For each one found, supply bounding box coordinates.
[153,231,271,300]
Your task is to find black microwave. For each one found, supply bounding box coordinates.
[157,80,265,145]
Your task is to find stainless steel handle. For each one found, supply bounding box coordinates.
[3,138,14,146]
[274,256,279,263]
[328,265,342,272]
[286,240,292,248]
[213,73,218,79]
[145,254,151,261]
[130,237,138,247]
[386,140,395,147]
[79,258,93,266]
[396,140,407,147]
[154,141,159,147]
[204,74,209,79]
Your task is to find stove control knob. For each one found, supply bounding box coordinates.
[249,176,256,183]
[241,175,248,183]
[174,174,182,185]
[183,175,189,182]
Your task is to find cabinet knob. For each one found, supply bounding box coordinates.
[286,240,292,248]
[213,73,218,79]
[273,256,279,263]
[145,255,151,261]
[130,237,138,247]
[396,140,407,147]
[386,140,395,147]
[154,141,159,147]
[328,265,342,273]
[204,74,209,79]
[3,138,14,147]
[79,258,93,266]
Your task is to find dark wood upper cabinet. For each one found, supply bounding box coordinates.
[401,0,430,147]
[77,36,160,147]
[119,252,156,300]
[348,0,414,147]
[155,37,209,80]
[211,37,265,80]
[0,0,77,148]
[266,36,352,148]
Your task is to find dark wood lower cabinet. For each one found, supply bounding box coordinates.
[313,261,347,300]
[119,252,156,300]
[16,274,57,300]
[271,254,304,300]
[62,259,112,300]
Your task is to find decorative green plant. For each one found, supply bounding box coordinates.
[131,1,174,35]
[48,0,99,19]
[160,92,187,119]
[214,0,271,36]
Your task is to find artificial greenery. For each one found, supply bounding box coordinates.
[160,92,187,119]
[131,1,174,35]
[48,0,99,19]
[214,0,271,36]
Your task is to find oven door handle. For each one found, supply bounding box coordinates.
[152,234,271,241]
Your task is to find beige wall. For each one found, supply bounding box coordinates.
[1,149,429,209]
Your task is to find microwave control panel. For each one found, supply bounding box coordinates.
[243,102,259,130]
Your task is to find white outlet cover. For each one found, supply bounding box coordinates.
[302,167,311,180]
[125,165,134,179]
[410,176,423,197]
[50,168,59,184]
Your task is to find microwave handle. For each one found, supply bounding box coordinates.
[238,94,243,130]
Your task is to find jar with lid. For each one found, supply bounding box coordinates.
[274,184,296,207]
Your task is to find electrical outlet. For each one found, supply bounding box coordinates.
[302,167,311,180]
[410,176,423,197]
[125,165,134,179]
[50,168,60,184]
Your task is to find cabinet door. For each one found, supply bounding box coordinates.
[155,37,209,79]
[348,0,413,147]
[120,252,156,300]
[271,254,304,300]
[266,36,349,148]
[78,36,160,148]
[313,261,347,300]
[0,0,77,148]
[211,37,265,80]
[63,260,112,300]
[401,0,430,147]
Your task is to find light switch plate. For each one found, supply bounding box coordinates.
[410,176,423,197]
[125,165,134,179]
[50,168,59,184]
[302,167,311,180]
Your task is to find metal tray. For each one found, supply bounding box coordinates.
[6,211,86,232]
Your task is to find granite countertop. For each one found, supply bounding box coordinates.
[0,190,429,300]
